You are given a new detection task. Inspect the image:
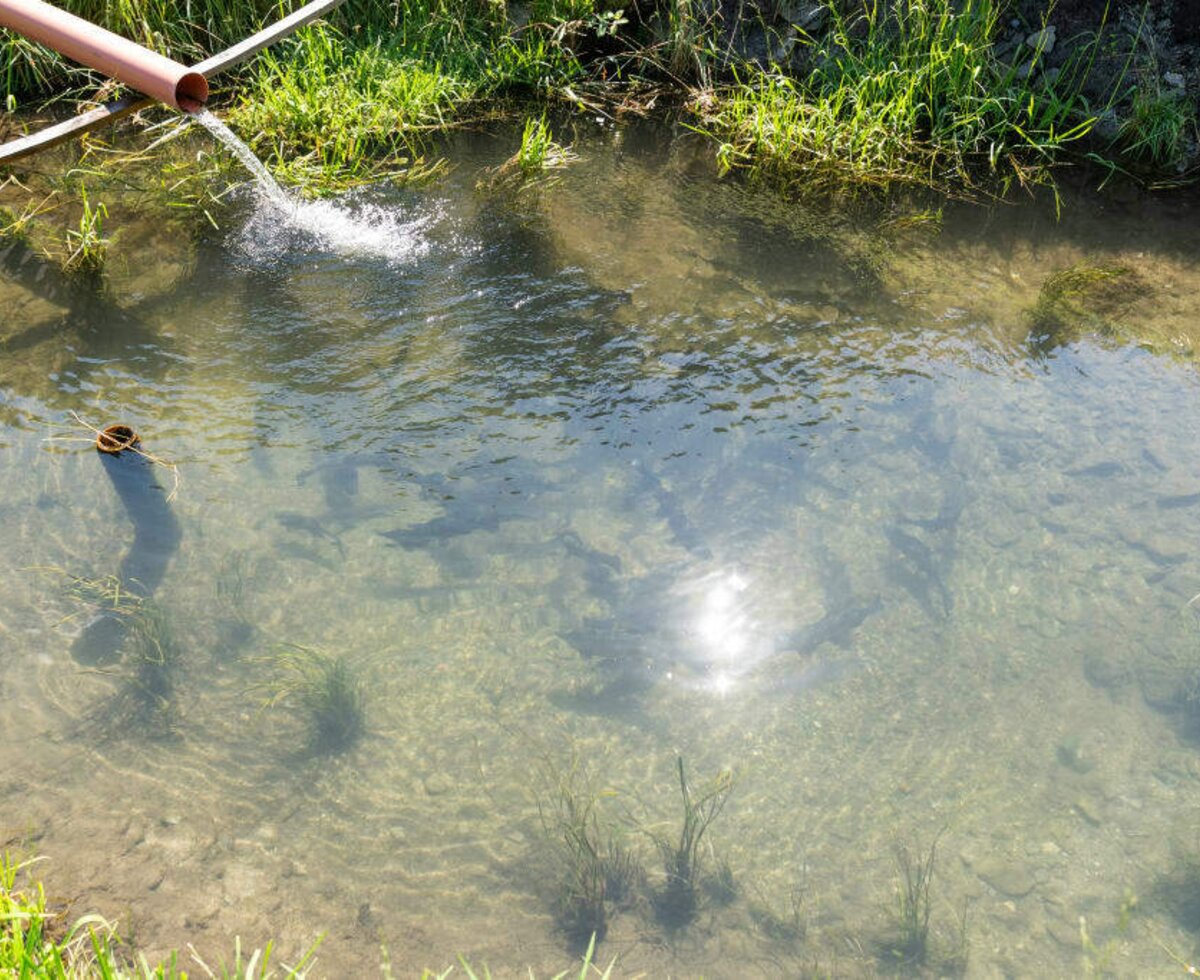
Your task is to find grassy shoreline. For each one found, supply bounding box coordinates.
[2,0,1196,196]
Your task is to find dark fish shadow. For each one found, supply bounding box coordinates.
[883,479,966,623]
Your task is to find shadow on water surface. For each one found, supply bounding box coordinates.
[70,444,181,667]
[0,238,182,405]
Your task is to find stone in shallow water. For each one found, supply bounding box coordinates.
[1138,660,1188,712]
[973,855,1036,898]
[1082,649,1131,692]
[1072,797,1103,828]
[1055,734,1095,774]
[423,772,453,796]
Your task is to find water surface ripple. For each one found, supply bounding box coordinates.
[3,124,1200,976]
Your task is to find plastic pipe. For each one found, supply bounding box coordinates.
[0,0,207,111]
[0,0,348,163]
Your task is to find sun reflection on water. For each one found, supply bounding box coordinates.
[684,567,764,697]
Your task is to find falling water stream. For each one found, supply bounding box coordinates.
[192,108,431,261]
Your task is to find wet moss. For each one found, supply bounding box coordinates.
[1027,261,1148,354]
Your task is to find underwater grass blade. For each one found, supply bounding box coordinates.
[259,643,366,754]
[536,749,644,949]
[654,756,736,929]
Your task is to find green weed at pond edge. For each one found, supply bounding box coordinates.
[2,0,1195,241]
[693,0,1110,197]
[227,25,467,191]
[0,851,325,978]
[1115,86,1197,169]
[4,849,619,978]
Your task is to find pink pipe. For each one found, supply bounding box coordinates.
[0,0,207,111]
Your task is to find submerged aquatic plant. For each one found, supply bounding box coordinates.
[260,643,366,754]
[749,883,806,946]
[537,752,643,948]
[53,570,181,735]
[890,834,939,964]
[120,599,180,732]
[654,756,736,928]
[884,828,969,972]
[1027,261,1145,353]
[1079,890,1137,978]
[215,550,257,654]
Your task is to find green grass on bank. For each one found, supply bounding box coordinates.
[0,0,1196,200]
[695,0,1106,195]
[226,27,472,188]
[223,0,598,187]
[0,852,322,979]
[0,851,616,979]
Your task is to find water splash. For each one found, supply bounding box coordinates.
[192,108,431,264]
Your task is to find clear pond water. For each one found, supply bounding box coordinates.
[4,120,1200,976]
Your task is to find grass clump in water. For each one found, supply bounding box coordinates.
[889,834,938,964]
[1027,261,1146,353]
[487,114,579,188]
[537,752,643,948]
[1,179,112,278]
[880,829,968,974]
[653,756,736,929]
[118,599,180,735]
[259,643,366,754]
[512,115,578,174]
[214,550,257,654]
[55,571,181,736]
[61,186,108,275]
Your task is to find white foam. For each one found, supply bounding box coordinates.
[193,108,432,265]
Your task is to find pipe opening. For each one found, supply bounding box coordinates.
[175,71,208,113]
